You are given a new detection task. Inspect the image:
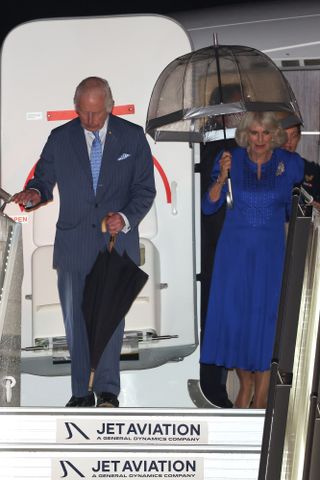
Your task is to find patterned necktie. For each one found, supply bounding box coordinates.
[90,130,102,193]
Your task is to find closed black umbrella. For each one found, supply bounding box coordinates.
[82,229,148,391]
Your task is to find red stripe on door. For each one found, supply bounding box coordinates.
[153,156,171,204]
[47,104,135,121]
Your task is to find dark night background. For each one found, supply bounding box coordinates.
[1,0,252,46]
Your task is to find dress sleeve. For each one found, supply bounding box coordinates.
[201,149,228,215]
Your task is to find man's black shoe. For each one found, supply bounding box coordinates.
[96,392,119,408]
[65,393,95,407]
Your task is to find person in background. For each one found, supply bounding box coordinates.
[12,76,156,408]
[199,138,235,408]
[199,84,242,409]
[200,111,304,408]
[280,114,320,211]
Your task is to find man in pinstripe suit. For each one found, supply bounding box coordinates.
[13,77,156,407]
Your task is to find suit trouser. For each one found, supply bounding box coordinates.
[57,269,124,397]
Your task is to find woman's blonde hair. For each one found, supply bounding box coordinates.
[235,111,288,148]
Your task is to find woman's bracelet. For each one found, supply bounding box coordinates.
[215,176,226,185]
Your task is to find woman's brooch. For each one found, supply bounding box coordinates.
[276,161,285,176]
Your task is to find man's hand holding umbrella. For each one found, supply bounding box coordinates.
[102,212,125,236]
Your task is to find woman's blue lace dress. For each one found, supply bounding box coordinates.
[200,147,304,371]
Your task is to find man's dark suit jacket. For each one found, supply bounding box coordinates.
[27,114,156,273]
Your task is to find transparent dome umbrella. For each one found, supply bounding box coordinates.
[146,38,302,206]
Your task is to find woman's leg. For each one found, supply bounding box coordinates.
[234,369,254,408]
[252,370,270,408]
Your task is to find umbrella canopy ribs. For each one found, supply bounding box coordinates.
[146,44,302,144]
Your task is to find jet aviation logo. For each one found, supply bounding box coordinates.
[59,460,85,478]
[64,422,90,440]
[53,457,202,479]
[57,419,207,445]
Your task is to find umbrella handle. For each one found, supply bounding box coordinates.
[226,171,233,208]
[109,235,116,251]
[88,369,95,392]
[101,217,117,251]
[101,216,108,233]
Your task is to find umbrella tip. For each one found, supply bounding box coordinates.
[213,32,219,47]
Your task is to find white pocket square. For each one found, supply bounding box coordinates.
[117,153,131,161]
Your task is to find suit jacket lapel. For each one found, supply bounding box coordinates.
[96,114,122,201]
[70,119,93,185]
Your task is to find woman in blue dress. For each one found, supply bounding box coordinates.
[200,111,304,408]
